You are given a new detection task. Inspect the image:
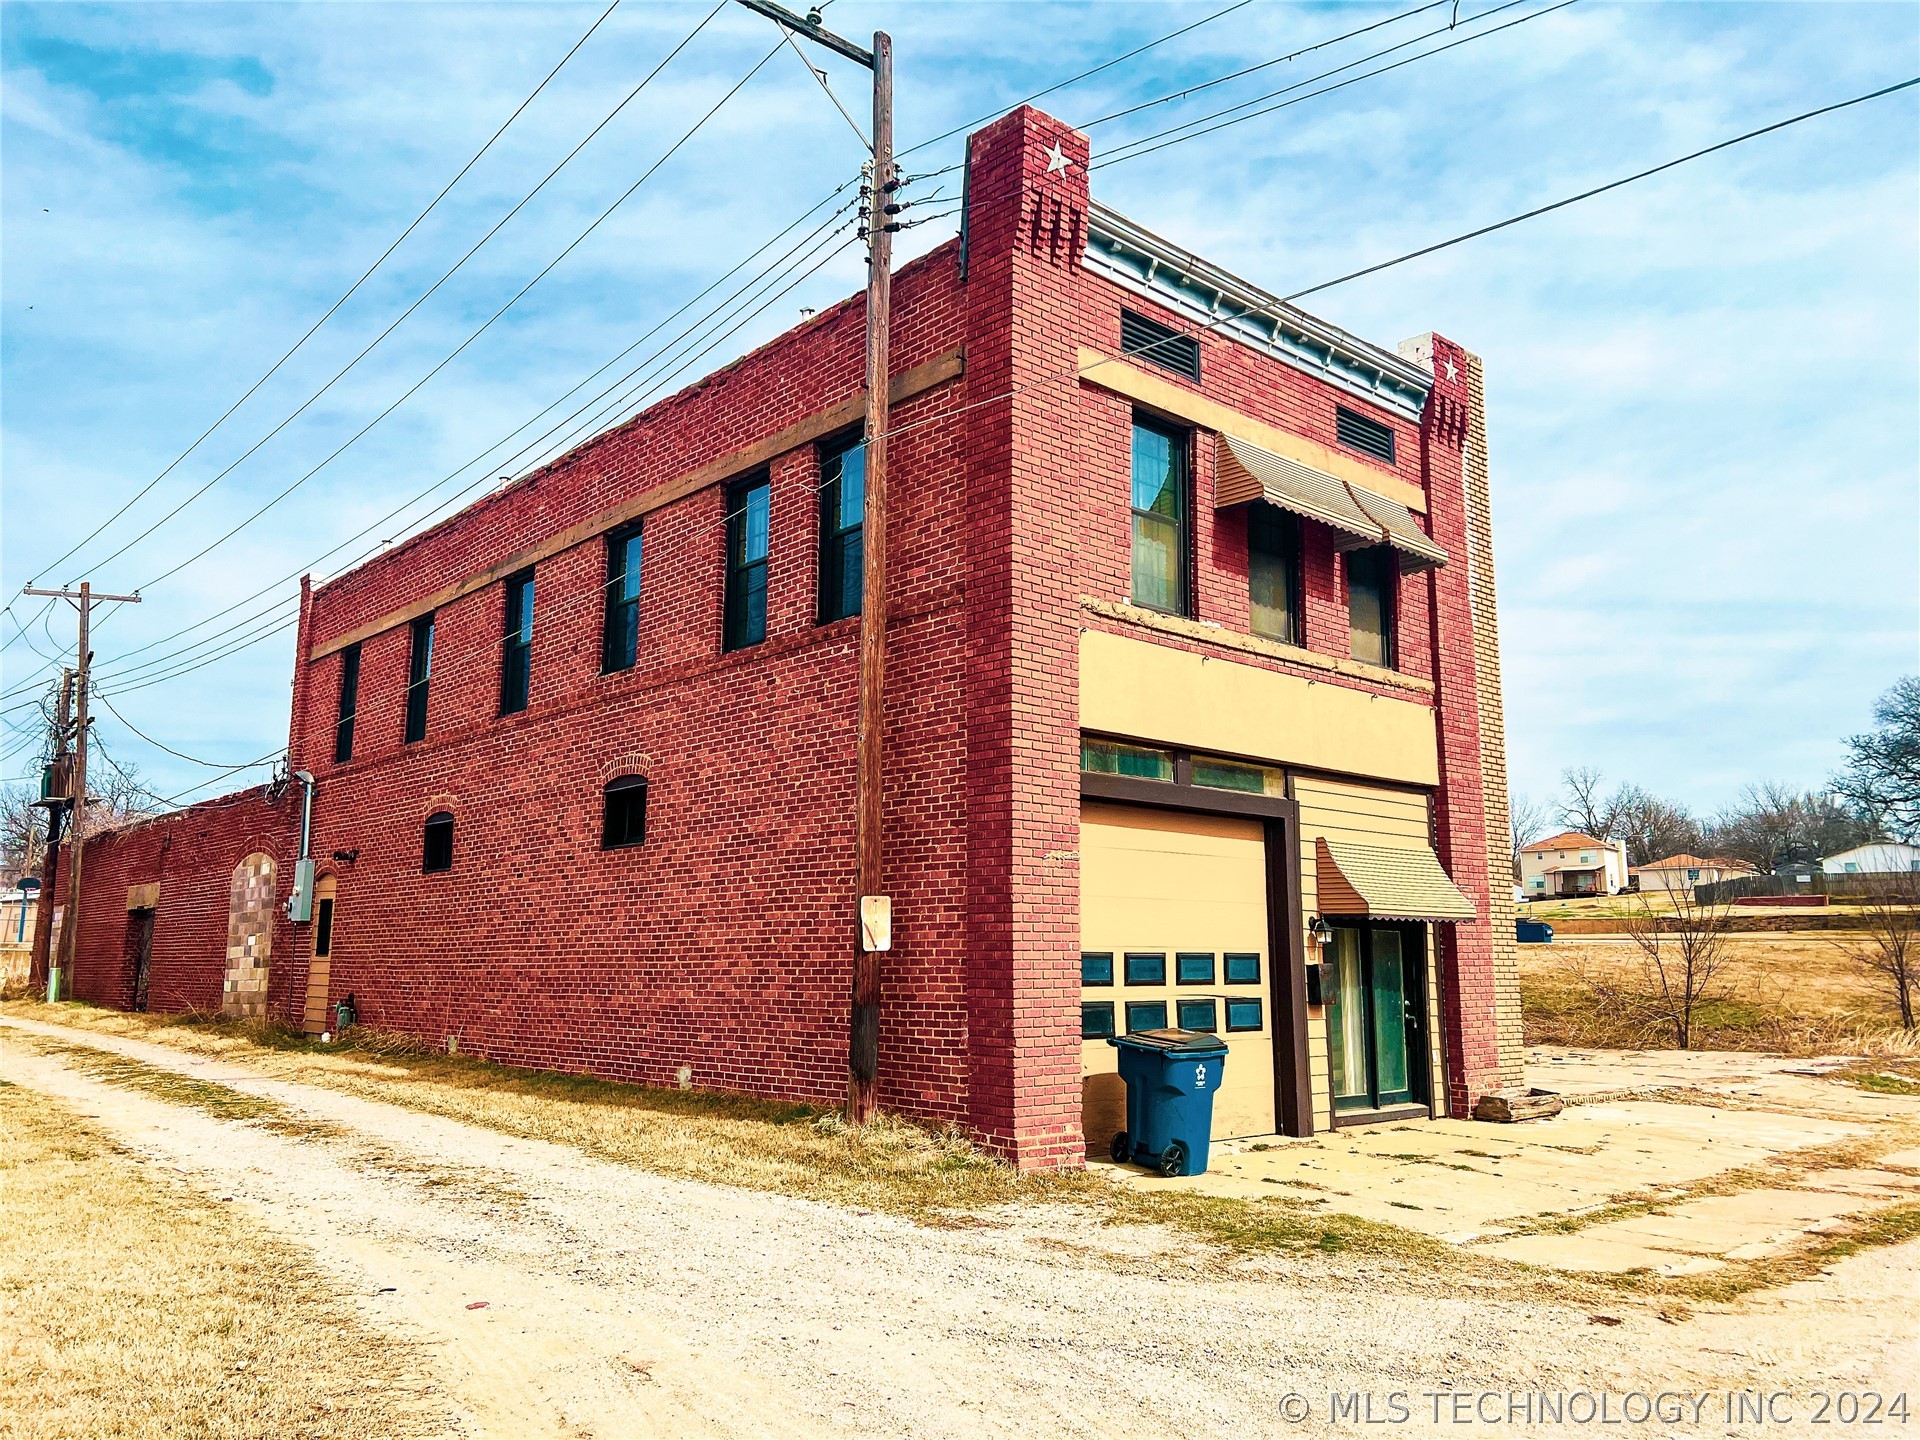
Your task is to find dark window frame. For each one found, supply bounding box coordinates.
[1124,952,1167,987]
[723,474,771,652]
[1125,1000,1170,1034]
[601,523,644,674]
[1129,413,1192,617]
[333,643,361,764]
[1346,545,1398,669]
[816,430,865,625]
[601,774,648,850]
[421,811,454,874]
[1176,997,1219,1033]
[1081,952,1115,987]
[499,569,534,716]
[404,614,434,744]
[1226,997,1265,1033]
[1224,952,1262,985]
[313,896,335,958]
[1247,503,1302,646]
[1175,952,1216,986]
[1081,1001,1116,1040]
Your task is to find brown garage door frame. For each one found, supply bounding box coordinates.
[1080,768,1312,1138]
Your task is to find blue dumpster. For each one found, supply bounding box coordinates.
[1516,918,1554,944]
[1107,1028,1229,1177]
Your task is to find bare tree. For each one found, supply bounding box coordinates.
[1558,766,1616,839]
[1708,783,1877,872]
[1609,788,1704,866]
[1832,868,1920,1030]
[1509,792,1553,877]
[1835,676,1920,841]
[1621,884,1739,1050]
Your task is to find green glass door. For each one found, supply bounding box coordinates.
[1325,923,1425,1113]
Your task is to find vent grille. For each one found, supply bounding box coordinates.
[1120,309,1201,383]
[1335,405,1395,464]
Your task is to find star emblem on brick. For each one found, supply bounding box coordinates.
[1444,357,1459,381]
[1043,140,1071,175]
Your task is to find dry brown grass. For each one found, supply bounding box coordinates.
[0,1080,447,1440]
[1521,934,1920,1055]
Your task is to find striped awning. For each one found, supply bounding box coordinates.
[1316,837,1476,921]
[1215,434,1447,571]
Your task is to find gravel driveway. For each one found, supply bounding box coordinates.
[3,1015,1915,1439]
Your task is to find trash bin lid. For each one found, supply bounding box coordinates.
[1109,1027,1230,1055]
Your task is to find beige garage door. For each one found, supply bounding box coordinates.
[1080,802,1276,1153]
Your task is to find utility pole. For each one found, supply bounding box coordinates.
[26,668,74,994]
[24,583,141,1000]
[734,0,894,1124]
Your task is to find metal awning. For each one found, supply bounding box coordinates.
[1215,434,1447,570]
[1316,837,1477,921]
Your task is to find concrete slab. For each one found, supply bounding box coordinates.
[1482,1232,1725,1275]
[1876,1148,1920,1171]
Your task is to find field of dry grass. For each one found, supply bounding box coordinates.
[1521,931,1920,1054]
[0,1079,445,1440]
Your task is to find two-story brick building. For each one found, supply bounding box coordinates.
[54,106,1520,1168]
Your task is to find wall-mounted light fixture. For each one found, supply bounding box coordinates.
[1310,917,1334,948]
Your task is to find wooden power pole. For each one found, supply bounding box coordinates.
[26,668,74,995]
[23,582,141,1000]
[734,0,894,1124]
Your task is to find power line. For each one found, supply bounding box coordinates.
[22,0,626,594]
[91,685,274,770]
[1280,75,1920,301]
[130,30,787,593]
[81,1,733,585]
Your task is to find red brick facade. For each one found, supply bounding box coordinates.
[62,106,1515,1164]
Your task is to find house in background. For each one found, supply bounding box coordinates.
[1518,832,1629,899]
[1632,854,1756,893]
[1820,842,1920,875]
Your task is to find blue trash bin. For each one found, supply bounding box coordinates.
[1516,918,1554,944]
[1107,1028,1229,1177]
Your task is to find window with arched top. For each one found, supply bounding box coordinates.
[422,812,454,873]
[601,776,647,850]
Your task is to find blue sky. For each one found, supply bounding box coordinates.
[2,0,1916,823]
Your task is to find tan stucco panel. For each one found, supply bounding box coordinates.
[1079,629,1440,787]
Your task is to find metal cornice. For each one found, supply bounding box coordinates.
[1083,202,1432,423]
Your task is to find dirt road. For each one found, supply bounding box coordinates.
[3,1014,1916,1438]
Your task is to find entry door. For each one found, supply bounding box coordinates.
[301,877,338,1036]
[127,910,154,1014]
[1326,923,1427,1114]
[1080,803,1276,1148]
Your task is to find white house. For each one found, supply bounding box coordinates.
[1820,842,1920,875]
[1518,831,1631,899]
[1632,854,1757,893]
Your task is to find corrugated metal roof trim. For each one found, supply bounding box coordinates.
[1216,434,1448,570]
[1316,837,1478,921]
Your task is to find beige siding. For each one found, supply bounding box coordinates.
[1291,776,1447,1122]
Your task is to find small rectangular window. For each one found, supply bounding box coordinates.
[1120,309,1201,383]
[333,643,361,764]
[1175,952,1215,986]
[1081,952,1114,987]
[1080,738,1174,781]
[313,897,335,958]
[1191,758,1270,794]
[1130,416,1190,615]
[1226,998,1264,1032]
[1224,953,1261,985]
[404,614,434,744]
[817,432,865,624]
[602,524,643,673]
[724,475,771,651]
[422,812,454,873]
[1125,1001,1169,1034]
[1347,545,1397,668]
[1124,952,1166,986]
[500,570,534,716]
[1081,1002,1116,1040]
[1176,998,1218,1032]
[1248,504,1301,645]
[1335,405,1396,464]
[602,776,648,849]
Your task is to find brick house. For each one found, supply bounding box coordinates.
[51,106,1521,1168]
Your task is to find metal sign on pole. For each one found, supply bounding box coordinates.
[733,0,894,1125]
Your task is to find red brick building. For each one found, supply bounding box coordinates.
[55,107,1520,1168]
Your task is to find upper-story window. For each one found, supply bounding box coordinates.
[1247,504,1300,646]
[333,643,361,764]
[817,432,865,624]
[724,474,771,651]
[422,811,454,873]
[404,614,434,744]
[1130,415,1189,616]
[602,522,643,673]
[1346,546,1397,668]
[499,569,534,716]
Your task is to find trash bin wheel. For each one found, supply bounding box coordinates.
[1110,1131,1131,1165]
[1156,1140,1188,1178]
